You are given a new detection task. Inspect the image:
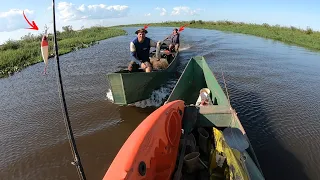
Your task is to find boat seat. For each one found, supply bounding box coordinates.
[199,105,232,114]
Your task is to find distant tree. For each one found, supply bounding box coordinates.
[197,20,204,24]
[306,27,313,35]
[290,26,298,31]
[262,23,270,28]
[1,39,20,50]
[20,33,41,42]
[62,25,73,32]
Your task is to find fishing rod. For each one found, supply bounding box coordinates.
[51,0,86,179]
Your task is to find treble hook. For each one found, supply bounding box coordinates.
[44,24,49,36]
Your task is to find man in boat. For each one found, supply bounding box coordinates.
[128,28,160,73]
[164,28,180,52]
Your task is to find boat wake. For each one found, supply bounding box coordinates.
[179,44,192,51]
[131,80,177,108]
[106,89,114,102]
[105,79,177,108]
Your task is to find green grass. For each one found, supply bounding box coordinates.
[114,20,320,52]
[0,26,126,78]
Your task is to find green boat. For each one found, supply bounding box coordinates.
[164,56,265,179]
[107,42,180,105]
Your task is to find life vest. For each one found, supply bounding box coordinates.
[132,37,151,62]
[169,34,180,44]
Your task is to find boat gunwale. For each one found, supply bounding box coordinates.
[165,54,194,104]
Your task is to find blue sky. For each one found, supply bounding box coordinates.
[0,0,319,44]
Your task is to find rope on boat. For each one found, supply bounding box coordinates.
[221,68,264,178]
[52,0,86,179]
[221,69,252,179]
[220,69,235,128]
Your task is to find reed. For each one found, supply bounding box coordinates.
[0,26,126,78]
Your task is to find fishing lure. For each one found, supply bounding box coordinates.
[41,25,49,74]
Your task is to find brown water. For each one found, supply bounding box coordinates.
[1,27,320,180]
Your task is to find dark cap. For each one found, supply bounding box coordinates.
[135,28,148,34]
[173,28,178,32]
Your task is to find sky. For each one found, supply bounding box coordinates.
[0,0,319,44]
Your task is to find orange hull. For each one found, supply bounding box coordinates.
[103,100,185,180]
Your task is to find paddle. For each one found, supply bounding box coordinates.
[223,127,252,179]
[172,106,198,180]
[222,127,249,152]
[173,130,187,180]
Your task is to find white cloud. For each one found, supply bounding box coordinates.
[155,7,167,16]
[144,13,151,17]
[57,2,129,22]
[0,9,35,32]
[171,6,202,16]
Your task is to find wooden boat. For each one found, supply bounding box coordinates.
[106,41,180,105]
[103,56,265,179]
[165,56,265,179]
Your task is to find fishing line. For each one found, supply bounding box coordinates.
[51,0,86,179]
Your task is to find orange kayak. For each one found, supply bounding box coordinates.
[103,100,185,180]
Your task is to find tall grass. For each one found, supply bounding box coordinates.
[0,26,126,78]
[115,20,320,52]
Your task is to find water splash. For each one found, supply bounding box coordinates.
[131,79,177,108]
[106,89,114,102]
[105,79,177,108]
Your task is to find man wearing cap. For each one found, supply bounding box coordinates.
[165,28,180,52]
[128,28,160,72]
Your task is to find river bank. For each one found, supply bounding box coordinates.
[0,26,126,78]
[115,20,320,52]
